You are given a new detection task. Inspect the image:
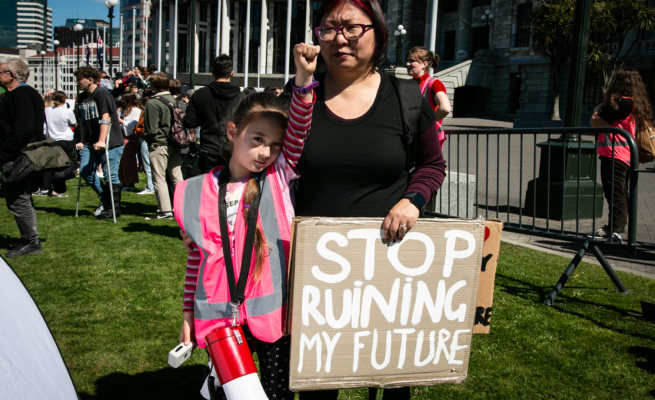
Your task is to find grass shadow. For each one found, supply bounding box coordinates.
[628,346,655,374]
[122,222,181,240]
[35,205,92,218]
[496,272,655,343]
[122,201,158,217]
[78,365,207,400]
[0,234,47,251]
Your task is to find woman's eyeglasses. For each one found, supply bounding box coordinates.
[314,24,374,41]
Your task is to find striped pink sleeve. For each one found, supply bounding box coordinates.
[183,245,200,312]
[283,91,315,169]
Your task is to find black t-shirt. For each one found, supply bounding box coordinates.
[295,72,436,218]
[598,98,633,124]
[75,86,123,149]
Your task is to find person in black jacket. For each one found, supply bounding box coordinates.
[0,59,45,258]
[182,54,240,174]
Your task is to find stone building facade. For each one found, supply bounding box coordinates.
[136,0,653,123]
[389,0,655,124]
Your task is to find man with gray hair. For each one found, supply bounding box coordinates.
[0,59,45,258]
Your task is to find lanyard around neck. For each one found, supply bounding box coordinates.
[217,167,265,310]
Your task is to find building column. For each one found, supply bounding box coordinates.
[153,2,160,69]
[170,0,177,77]
[221,0,230,56]
[266,0,274,74]
[455,0,472,60]
[192,0,199,74]
[305,0,312,44]
[232,1,239,71]
[259,0,267,74]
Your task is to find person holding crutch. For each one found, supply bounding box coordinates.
[74,66,124,220]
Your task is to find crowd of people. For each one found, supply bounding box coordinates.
[0,0,644,397]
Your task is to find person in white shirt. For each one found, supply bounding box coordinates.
[36,91,77,198]
[118,93,142,191]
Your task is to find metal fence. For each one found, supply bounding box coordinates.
[423,126,647,304]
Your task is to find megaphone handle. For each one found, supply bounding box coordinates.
[207,376,218,400]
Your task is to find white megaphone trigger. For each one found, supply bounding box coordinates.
[204,325,268,400]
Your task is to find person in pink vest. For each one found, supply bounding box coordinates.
[590,67,653,244]
[406,46,451,148]
[173,43,319,400]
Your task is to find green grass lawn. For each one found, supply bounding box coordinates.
[1,175,654,399]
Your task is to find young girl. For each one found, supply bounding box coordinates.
[590,67,653,244]
[174,43,319,400]
[406,46,451,148]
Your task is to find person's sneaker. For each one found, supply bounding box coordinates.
[49,193,68,198]
[122,186,138,192]
[32,190,49,196]
[137,189,155,195]
[145,211,173,220]
[593,225,610,238]
[93,202,104,217]
[610,233,623,245]
[6,241,42,258]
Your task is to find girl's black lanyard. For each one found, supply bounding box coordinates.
[217,168,265,324]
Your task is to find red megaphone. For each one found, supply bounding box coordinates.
[205,326,268,400]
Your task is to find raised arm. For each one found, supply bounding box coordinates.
[282,42,320,168]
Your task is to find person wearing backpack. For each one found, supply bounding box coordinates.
[182,54,241,174]
[143,72,183,220]
[590,67,653,244]
[406,46,451,148]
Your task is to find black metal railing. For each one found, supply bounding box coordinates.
[423,126,645,304]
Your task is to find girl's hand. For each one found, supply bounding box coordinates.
[293,42,320,87]
[180,311,196,346]
[382,198,420,243]
[180,229,196,252]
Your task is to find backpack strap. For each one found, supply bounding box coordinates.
[152,95,176,111]
[388,75,423,174]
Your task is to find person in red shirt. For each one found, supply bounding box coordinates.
[406,46,451,147]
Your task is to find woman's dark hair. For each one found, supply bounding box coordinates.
[139,97,150,110]
[212,54,233,79]
[602,67,654,133]
[52,90,67,106]
[122,93,139,117]
[314,0,388,68]
[220,92,289,281]
[406,46,440,72]
[242,86,257,95]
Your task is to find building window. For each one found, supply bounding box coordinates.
[515,3,532,47]
[442,1,458,13]
[443,30,456,60]
[179,7,188,25]
[471,25,490,56]
[472,0,491,6]
[200,4,208,22]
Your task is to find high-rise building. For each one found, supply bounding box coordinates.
[120,0,151,68]
[54,19,119,49]
[0,0,53,49]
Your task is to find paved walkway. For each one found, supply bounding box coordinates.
[440,118,655,280]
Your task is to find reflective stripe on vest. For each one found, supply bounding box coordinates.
[182,167,286,321]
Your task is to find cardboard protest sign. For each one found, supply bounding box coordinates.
[286,218,485,391]
[473,219,503,334]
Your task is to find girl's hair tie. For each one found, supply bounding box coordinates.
[244,204,251,210]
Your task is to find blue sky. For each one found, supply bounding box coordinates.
[49,0,116,28]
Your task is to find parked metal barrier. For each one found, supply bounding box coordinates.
[423,127,646,305]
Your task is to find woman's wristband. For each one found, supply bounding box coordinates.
[291,76,319,95]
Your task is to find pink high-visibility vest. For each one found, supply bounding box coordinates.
[173,165,290,346]
[597,96,636,166]
[419,75,446,146]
